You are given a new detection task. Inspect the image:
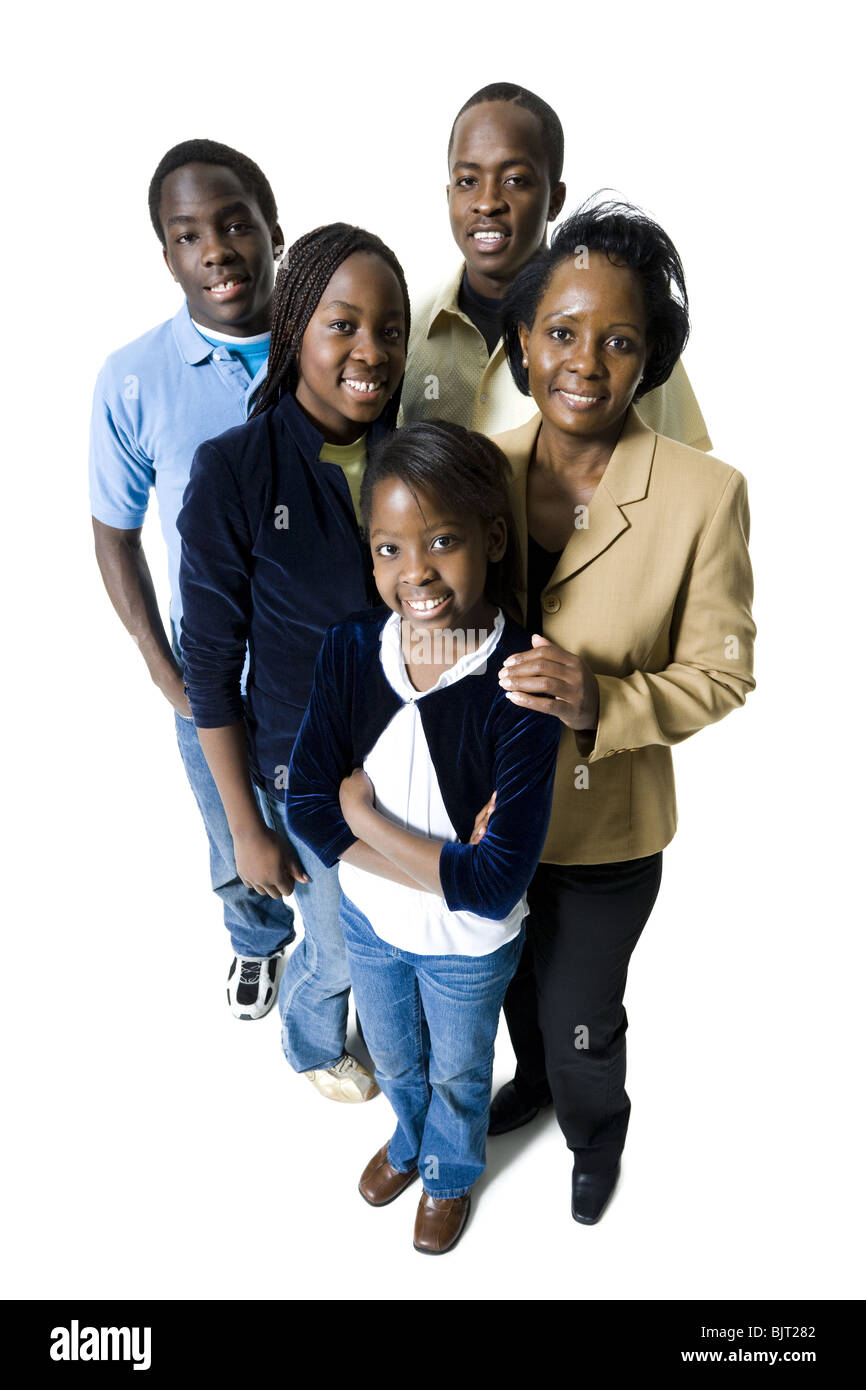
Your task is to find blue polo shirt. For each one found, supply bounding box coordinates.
[88,302,268,637]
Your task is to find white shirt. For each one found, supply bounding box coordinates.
[338,609,526,956]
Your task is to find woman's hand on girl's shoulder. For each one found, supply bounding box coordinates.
[498,634,599,731]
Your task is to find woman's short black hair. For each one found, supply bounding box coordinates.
[148,138,278,244]
[502,196,690,400]
[448,82,564,187]
[360,421,521,608]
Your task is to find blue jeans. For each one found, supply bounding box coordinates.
[341,895,524,1199]
[174,713,295,958]
[255,786,350,1073]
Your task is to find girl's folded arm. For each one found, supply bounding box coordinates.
[347,705,561,912]
[342,806,445,894]
[340,839,433,891]
[289,679,428,889]
[289,649,436,891]
[438,703,562,920]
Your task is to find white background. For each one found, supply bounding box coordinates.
[3,0,863,1302]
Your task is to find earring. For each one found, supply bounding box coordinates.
[522,356,528,367]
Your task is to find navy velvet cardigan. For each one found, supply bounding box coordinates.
[177,391,391,792]
[287,608,563,921]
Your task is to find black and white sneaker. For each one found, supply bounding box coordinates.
[227,953,282,1020]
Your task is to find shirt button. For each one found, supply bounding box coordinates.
[542,595,561,614]
[480,392,488,404]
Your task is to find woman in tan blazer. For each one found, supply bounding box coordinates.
[486,200,756,1223]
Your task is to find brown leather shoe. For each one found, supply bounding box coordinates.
[358,1142,418,1207]
[412,1191,471,1254]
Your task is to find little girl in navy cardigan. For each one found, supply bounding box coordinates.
[288,421,561,1254]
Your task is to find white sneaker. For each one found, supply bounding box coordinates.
[304,1053,380,1103]
[227,953,282,1021]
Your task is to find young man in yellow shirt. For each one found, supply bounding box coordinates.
[402,82,712,450]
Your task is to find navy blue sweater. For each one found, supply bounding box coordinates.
[287,608,563,921]
[177,393,391,793]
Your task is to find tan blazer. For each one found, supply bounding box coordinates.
[494,408,756,865]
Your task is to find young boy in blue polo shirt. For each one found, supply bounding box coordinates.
[89,139,295,1020]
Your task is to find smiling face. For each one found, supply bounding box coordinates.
[159,162,282,336]
[519,252,649,445]
[294,252,407,444]
[447,100,565,299]
[369,478,506,638]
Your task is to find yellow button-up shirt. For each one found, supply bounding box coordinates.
[402,263,713,450]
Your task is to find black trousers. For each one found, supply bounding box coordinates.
[504,853,663,1173]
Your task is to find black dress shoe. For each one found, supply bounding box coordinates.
[571,1160,621,1224]
[488,1079,552,1135]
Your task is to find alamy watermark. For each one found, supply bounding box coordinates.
[50,1320,151,1371]
[405,627,490,673]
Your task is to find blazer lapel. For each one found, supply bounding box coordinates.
[500,414,539,624]
[501,406,658,616]
[548,481,630,587]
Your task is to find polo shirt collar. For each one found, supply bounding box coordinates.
[171,301,216,365]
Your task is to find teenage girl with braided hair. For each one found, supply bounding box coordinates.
[178,224,410,1102]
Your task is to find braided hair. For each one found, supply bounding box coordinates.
[251,223,411,423]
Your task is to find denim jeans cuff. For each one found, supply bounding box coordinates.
[229,930,295,958]
[301,1053,346,1073]
[386,1147,418,1176]
[423,1184,473,1200]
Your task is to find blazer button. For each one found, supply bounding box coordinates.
[542,594,561,614]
